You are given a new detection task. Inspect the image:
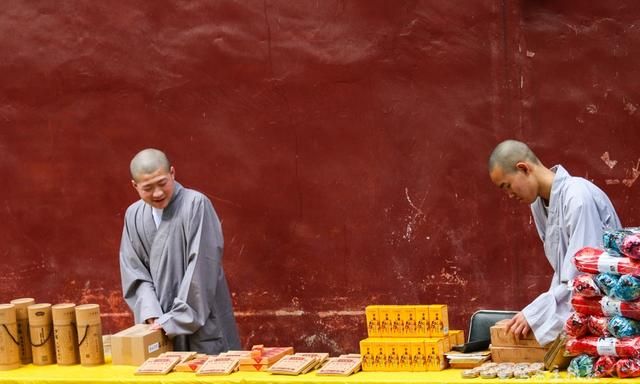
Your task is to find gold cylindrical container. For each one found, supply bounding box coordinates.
[27,303,56,365]
[0,304,20,370]
[9,298,34,364]
[52,303,79,365]
[75,304,104,366]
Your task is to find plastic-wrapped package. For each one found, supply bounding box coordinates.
[595,273,621,296]
[608,315,640,338]
[593,356,617,378]
[622,234,640,260]
[616,358,640,378]
[603,227,640,258]
[565,312,590,337]
[612,274,640,301]
[572,295,640,320]
[569,274,602,297]
[565,336,640,357]
[588,316,612,337]
[573,247,640,276]
[568,354,595,377]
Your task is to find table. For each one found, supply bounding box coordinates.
[0,364,614,384]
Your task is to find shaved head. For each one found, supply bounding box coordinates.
[488,140,540,173]
[130,148,171,181]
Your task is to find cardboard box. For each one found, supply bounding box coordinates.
[384,341,401,371]
[372,340,387,371]
[410,339,427,372]
[365,306,381,337]
[379,307,392,337]
[424,338,446,371]
[401,306,417,337]
[449,329,464,345]
[428,305,449,337]
[490,345,548,363]
[390,306,404,337]
[490,319,543,347]
[359,339,376,371]
[396,339,413,371]
[111,324,171,366]
[415,306,430,337]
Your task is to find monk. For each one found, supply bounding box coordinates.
[119,148,241,353]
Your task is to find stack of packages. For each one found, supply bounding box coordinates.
[565,227,640,378]
[360,305,463,372]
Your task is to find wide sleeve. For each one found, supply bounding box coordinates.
[119,215,163,323]
[522,188,606,346]
[156,197,223,336]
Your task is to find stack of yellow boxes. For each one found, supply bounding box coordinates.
[359,305,462,372]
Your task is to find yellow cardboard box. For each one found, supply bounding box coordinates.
[425,338,446,371]
[428,305,449,337]
[365,306,381,337]
[415,305,430,337]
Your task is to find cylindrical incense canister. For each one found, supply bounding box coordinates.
[27,303,56,365]
[0,304,20,370]
[9,298,34,364]
[75,304,104,366]
[52,303,79,365]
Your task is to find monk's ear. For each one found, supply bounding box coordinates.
[515,161,531,175]
[170,166,176,179]
[131,179,138,190]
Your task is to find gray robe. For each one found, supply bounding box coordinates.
[119,182,241,353]
[524,165,621,345]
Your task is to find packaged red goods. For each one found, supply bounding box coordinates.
[616,358,640,378]
[573,247,640,276]
[564,312,589,338]
[622,235,640,260]
[565,337,640,358]
[593,356,617,378]
[569,274,602,297]
[587,316,612,337]
[571,295,640,321]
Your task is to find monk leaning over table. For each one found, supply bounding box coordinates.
[488,139,621,346]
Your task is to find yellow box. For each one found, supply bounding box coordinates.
[365,306,381,337]
[410,339,427,372]
[448,333,457,349]
[396,339,413,371]
[372,339,387,371]
[359,338,376,371]
[428,305,449,337]
[415,305,430,337]
[401,306,417,337]
[390,306,404,337]
[379,307,393,337]
[439,336,450,352]
[384,340,401,371]
[449,329,464,346]
[425,338,446,371]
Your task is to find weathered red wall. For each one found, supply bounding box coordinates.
[0,1,637,354]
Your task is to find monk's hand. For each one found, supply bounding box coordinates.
[150,321,163,331]
[505,312,530,339]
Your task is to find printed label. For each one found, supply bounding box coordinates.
[148,342,160,353]
[601,296,622,316]
[597,254,620,273]
[596,338,617,356]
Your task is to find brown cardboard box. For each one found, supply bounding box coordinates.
[490,345,548,363]
[111,324,171,365]
[490,319,542,348]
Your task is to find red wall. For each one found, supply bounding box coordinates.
[0,1,638,354]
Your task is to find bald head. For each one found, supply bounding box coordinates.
[488,140,540,174]
[130,148,171,181]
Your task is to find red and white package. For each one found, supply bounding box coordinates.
[571,295,640,321]
[573,247,640,276]
[587,316,612,337]
[593,356,618,378]
[616,358,640,378]
[566,336,640,358]
[569,274,602,297]
[565,312,590,337]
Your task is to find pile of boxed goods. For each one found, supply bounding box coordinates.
[359,304,464,371]
[565,227,640,378]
